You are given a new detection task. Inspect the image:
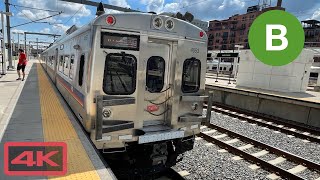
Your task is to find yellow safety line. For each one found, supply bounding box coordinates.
[37,63,100,180]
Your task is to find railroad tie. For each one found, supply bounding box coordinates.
[248,164,260,170]
[178,170,190,177]
[200,126,207,130]
[231,156,243,161]
[287,165,307,174]
[251,150,269,157]
[217,149,228,153]
[266,173,280,180]
[213,134,227,139]
[267,157,286,165]
[203,129,217,134]
[224,138,239,144]
[237,144,254,150]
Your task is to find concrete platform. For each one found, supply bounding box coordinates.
[0,59,116,180]
[206,78,320,128]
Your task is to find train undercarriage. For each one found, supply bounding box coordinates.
[102,136,195,179]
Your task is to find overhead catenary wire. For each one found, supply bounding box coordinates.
[9,3,61,13]
[12,5,35,22]
[63,4,84,25]
[11,12,63,28]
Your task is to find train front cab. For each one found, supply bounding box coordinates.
[90,14,211,167]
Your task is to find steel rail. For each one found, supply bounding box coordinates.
[209,102,320,136]
[199,132,305,180]
[204,104,320,143]
[206,123,320,171]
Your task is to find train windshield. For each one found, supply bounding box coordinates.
[182,58,201,93]
[146,56,165,93]
[103,53,137,95]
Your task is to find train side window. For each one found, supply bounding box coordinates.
[69,55,75,79]
[146,56,165,93]
[78,54,85,87]
[59,55,64,72]
[182,58,201,93]
[64,55,70,76]
[103,53,137,95]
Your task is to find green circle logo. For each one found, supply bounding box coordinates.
[248,10,305,66]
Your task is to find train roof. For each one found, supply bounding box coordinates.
[43,12,207,54]
[92,13,207,40]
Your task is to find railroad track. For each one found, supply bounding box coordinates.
[199,123,320,180]
[204,103,320,143]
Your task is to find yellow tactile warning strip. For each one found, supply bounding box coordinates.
[37,63,100,180]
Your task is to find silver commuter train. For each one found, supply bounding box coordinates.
[41,12,210,166]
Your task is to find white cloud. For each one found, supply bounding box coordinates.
[53,24,70,34]
[40,28,50,33]
[109,0,130,8]
[141,0,165,13]
[312,8,320,20]
[163,3,180,13]
[104,0,131,14]
[16,0,91,22]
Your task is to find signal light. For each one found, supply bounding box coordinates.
[200,31,204,38]
[106,15,115,25]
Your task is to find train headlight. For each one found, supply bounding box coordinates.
[165,18,174,31]
[102,108,112,118]
[191,102,199,111]
[153,16,163,29]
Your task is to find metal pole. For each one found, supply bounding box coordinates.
[11,37,14,68]
[5,0,13,69]
[215,58,220,83]
[24,32,27,58]
[36,38,38,57]
[28,41,30,58]
[1,13,6,75]
[17,33,20,49]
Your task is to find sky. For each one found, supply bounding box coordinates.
[1,0,320,44]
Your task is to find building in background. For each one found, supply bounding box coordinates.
[303,20,320,48]
[207,0,285,50]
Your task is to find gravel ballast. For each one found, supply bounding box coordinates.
[175,110,320,179]
[174,139,276,180]
[208,111,320,164]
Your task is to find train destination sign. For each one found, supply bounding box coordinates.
[101,32,140,51]
[216,53,239,58]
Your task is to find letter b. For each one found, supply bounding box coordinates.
[266,24,288,51]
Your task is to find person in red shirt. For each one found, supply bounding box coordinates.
[17,49,27,81]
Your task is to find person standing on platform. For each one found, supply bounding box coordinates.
[16,49,27,81]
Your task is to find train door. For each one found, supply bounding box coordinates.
[143,40,174,126]
[53,48,58,83]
